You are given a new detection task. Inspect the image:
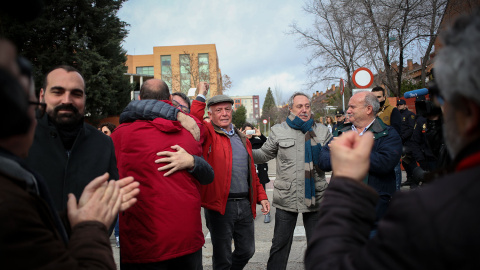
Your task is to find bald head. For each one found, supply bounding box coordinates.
[139,79,170,100]
[346,91,379,128]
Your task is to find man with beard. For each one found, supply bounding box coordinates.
[25,65,119,214]
[305,10,480,270]
[252,92,332,270]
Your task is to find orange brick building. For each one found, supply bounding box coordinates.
[125,44,223,97]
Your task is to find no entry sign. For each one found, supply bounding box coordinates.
[352,67,374,89]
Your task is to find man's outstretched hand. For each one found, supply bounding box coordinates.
[329,131,374,182]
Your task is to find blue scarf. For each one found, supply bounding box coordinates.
[286,113,321,206]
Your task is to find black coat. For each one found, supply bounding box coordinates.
[399,108,416,143]
[25,115,119,212]
[249,134,270,184]
[305,140,480,270]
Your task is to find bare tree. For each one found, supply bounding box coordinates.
[222,74,233,93]
[162,51,217,94]
[290,0,368,95]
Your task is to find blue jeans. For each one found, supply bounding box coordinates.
[394,162,401,191]
[114,214,120,238]
[204,198,255,270]
[267,208,320,270]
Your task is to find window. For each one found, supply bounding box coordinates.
[136,66,154,76]
[161,55,172,89]
[198,53,209,83]
[180,54,191,94]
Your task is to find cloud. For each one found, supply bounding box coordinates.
[118,0,319,107]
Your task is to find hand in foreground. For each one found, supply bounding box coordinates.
[177,112,200,141]
[77,173,140,212]
[260,200,270,215]
[67,173,121,228]
[329,131,374,182]
[197,81,209,96]
[116,176,140,212]
[155,145,195,176]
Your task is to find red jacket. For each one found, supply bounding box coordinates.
[112,116,205,263]
[191,100,267,218]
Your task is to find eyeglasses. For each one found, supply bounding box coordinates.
[29,101,47,119]
[172,100,190,114]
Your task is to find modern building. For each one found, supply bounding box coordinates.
[231,95,260,124]
[125,44,223,98]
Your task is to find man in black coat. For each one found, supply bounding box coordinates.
[305,10,480,270]
[25,66,119,215]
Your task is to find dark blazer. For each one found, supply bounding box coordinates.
[25,115,118,212]
[319,118,402,220]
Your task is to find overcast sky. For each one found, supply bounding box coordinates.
[118,0,322,106]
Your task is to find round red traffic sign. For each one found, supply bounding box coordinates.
[352,67,374,89]
[263,119,268,124]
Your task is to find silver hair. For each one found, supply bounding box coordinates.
[364,92,380,115]
[434,10,480,106]
[287,92,310,109]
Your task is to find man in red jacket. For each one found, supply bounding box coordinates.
[112,79,214,270]
[190,83,270,270]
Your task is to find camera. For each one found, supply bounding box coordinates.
[246,130,255,135]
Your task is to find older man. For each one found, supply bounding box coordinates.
[252,92,332,270]
[305,10,480,270]
[25,66,119,214]
[319,91,402,223]
[190,85,270,270]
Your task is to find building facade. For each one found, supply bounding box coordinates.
[125,44,223,97]
[231,95,260,124]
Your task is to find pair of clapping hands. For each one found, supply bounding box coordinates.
[68,173,139,229]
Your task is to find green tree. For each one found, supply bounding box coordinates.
[232,105,247,128]
[1,0,132,121]
[261,87,277,124]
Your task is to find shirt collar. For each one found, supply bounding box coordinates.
[351,119,376,136]
[220,124,235,136]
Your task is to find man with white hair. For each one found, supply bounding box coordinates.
[318,91,402,225]
[305,9,480,270]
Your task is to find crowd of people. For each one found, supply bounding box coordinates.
[0,6,479,270]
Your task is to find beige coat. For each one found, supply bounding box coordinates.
[252,121,332,213]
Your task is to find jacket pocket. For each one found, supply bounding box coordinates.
[278,139,295,161]
[274,180,292,190]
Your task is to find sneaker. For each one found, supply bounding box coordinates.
[115,236,120,248]
[264,213,271,223]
